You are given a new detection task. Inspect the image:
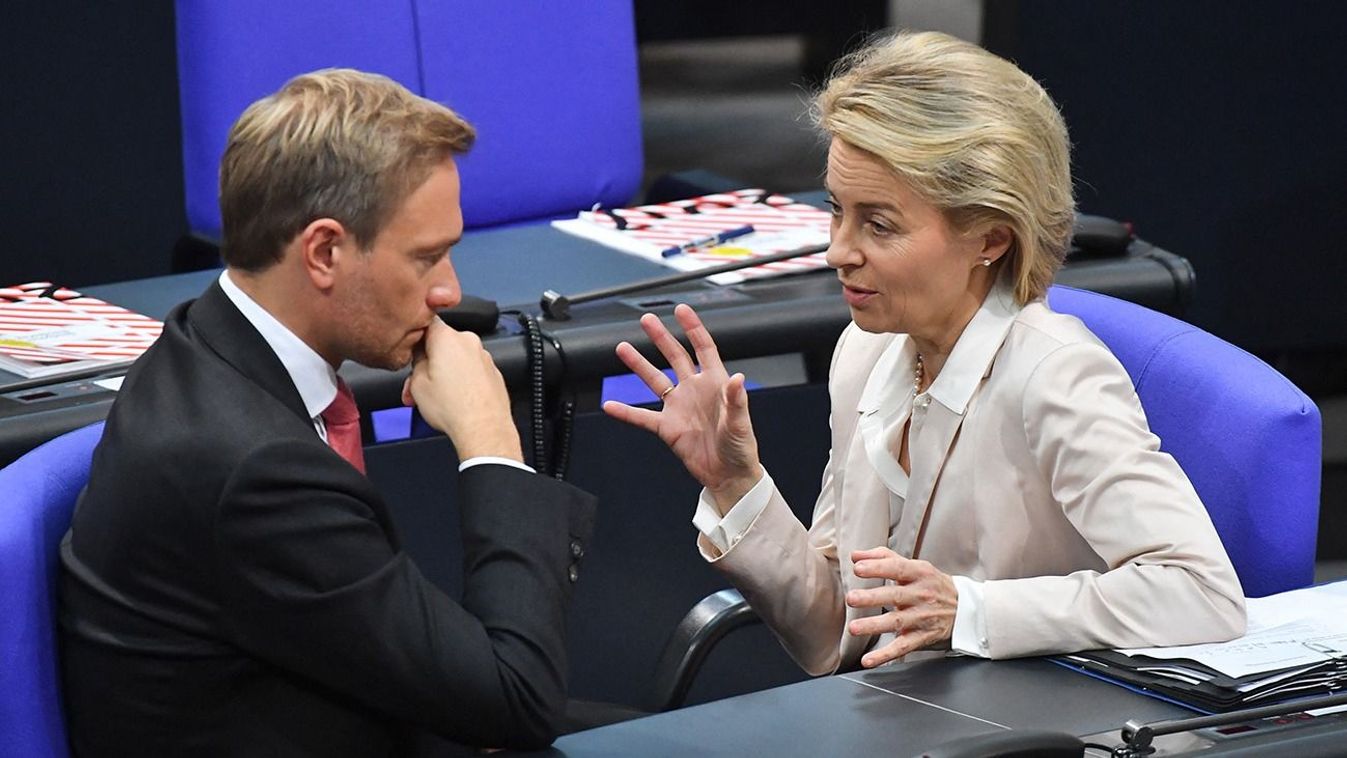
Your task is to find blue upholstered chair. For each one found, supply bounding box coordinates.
[1047,285,1321,597]
[175,0,643,243]
[0,422,105,758]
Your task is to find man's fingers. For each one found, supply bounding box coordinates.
[479,346,502,377]
[641,313,697,379]
[602,400,662,434]
[423,317,449,338]
[430,316,461,336]
[401,375,414,407]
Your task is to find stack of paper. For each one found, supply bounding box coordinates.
[0,282,163,380]
[1055,582,1347,712]
[551,189,832,284]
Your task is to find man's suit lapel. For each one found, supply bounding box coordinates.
[184,280,312,426]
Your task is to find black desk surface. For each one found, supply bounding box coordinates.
[539,656,1347,757]
[539,657,1184,756]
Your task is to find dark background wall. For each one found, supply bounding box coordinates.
[984,0,1347,361]
[1,0,185,288]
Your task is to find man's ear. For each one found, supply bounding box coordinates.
[297,218,349,291]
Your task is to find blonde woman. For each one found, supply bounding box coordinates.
[604,31,1244,675]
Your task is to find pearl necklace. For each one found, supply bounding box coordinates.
[914,352,924,395]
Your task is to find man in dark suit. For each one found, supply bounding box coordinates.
[58,69,596,755]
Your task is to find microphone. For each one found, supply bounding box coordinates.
[912,729,1084,758]
[437,294,500,335]
[540,243,829,320]
[1120,690,1347,753]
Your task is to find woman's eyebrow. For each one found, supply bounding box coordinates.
[824,184,905,218]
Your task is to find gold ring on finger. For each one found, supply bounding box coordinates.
[660,384,676,400]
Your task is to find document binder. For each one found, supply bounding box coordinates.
[1052,581,1347,713]
[0,282,161,382]
[1055,648,1347,713]
[551,189,832,284]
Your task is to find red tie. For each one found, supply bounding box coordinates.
[321,378,366,474]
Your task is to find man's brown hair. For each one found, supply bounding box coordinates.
[219,69,475,270]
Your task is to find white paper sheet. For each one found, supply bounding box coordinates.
[1118,583,1347,679]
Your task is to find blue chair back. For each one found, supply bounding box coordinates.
[175,0,643,239]
[0,422,105,758]
[1048,286,1320,597]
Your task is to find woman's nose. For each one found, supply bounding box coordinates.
[825,224,861,269]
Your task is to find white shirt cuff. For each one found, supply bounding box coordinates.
[692,471,773,554]
[950,575,991,658]
[458,456,536,474]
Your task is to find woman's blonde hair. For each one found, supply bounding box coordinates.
[815,31,1074,303]
[220,68,475,271]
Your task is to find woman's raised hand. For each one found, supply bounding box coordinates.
[602,304,762,510]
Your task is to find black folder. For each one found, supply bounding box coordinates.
[1053,649,1347,714]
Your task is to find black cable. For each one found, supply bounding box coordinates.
[550,398,575,481]
[511,312,547,474]
[539,326,575,481]
[500,311,578,480]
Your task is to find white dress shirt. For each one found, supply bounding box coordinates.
[217,271,531,474]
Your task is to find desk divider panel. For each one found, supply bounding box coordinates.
[365,382,832,708]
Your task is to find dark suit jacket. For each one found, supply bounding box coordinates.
[58,282,596,756]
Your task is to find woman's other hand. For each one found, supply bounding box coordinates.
[845,547,958,667]
[602,304,762,511]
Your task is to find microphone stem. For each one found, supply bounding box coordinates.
[541,243,828,320]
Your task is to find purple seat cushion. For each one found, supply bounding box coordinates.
[176,0,642,238]
[1048,285,1320,597]
[0,421,104,758]
[414,1,643,228]
[176,0,423,240]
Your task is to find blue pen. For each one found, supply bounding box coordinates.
[660,225,755,258]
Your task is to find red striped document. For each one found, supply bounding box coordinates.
[0,282,162,379]
[551,189,832,284]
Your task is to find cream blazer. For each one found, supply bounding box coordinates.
[701,286,1246,675]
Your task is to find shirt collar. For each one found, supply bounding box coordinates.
[857,275,1024,418]
[924,278,1022,415]
[217,270,337,420]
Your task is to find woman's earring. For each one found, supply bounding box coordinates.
[979,258,992,267]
